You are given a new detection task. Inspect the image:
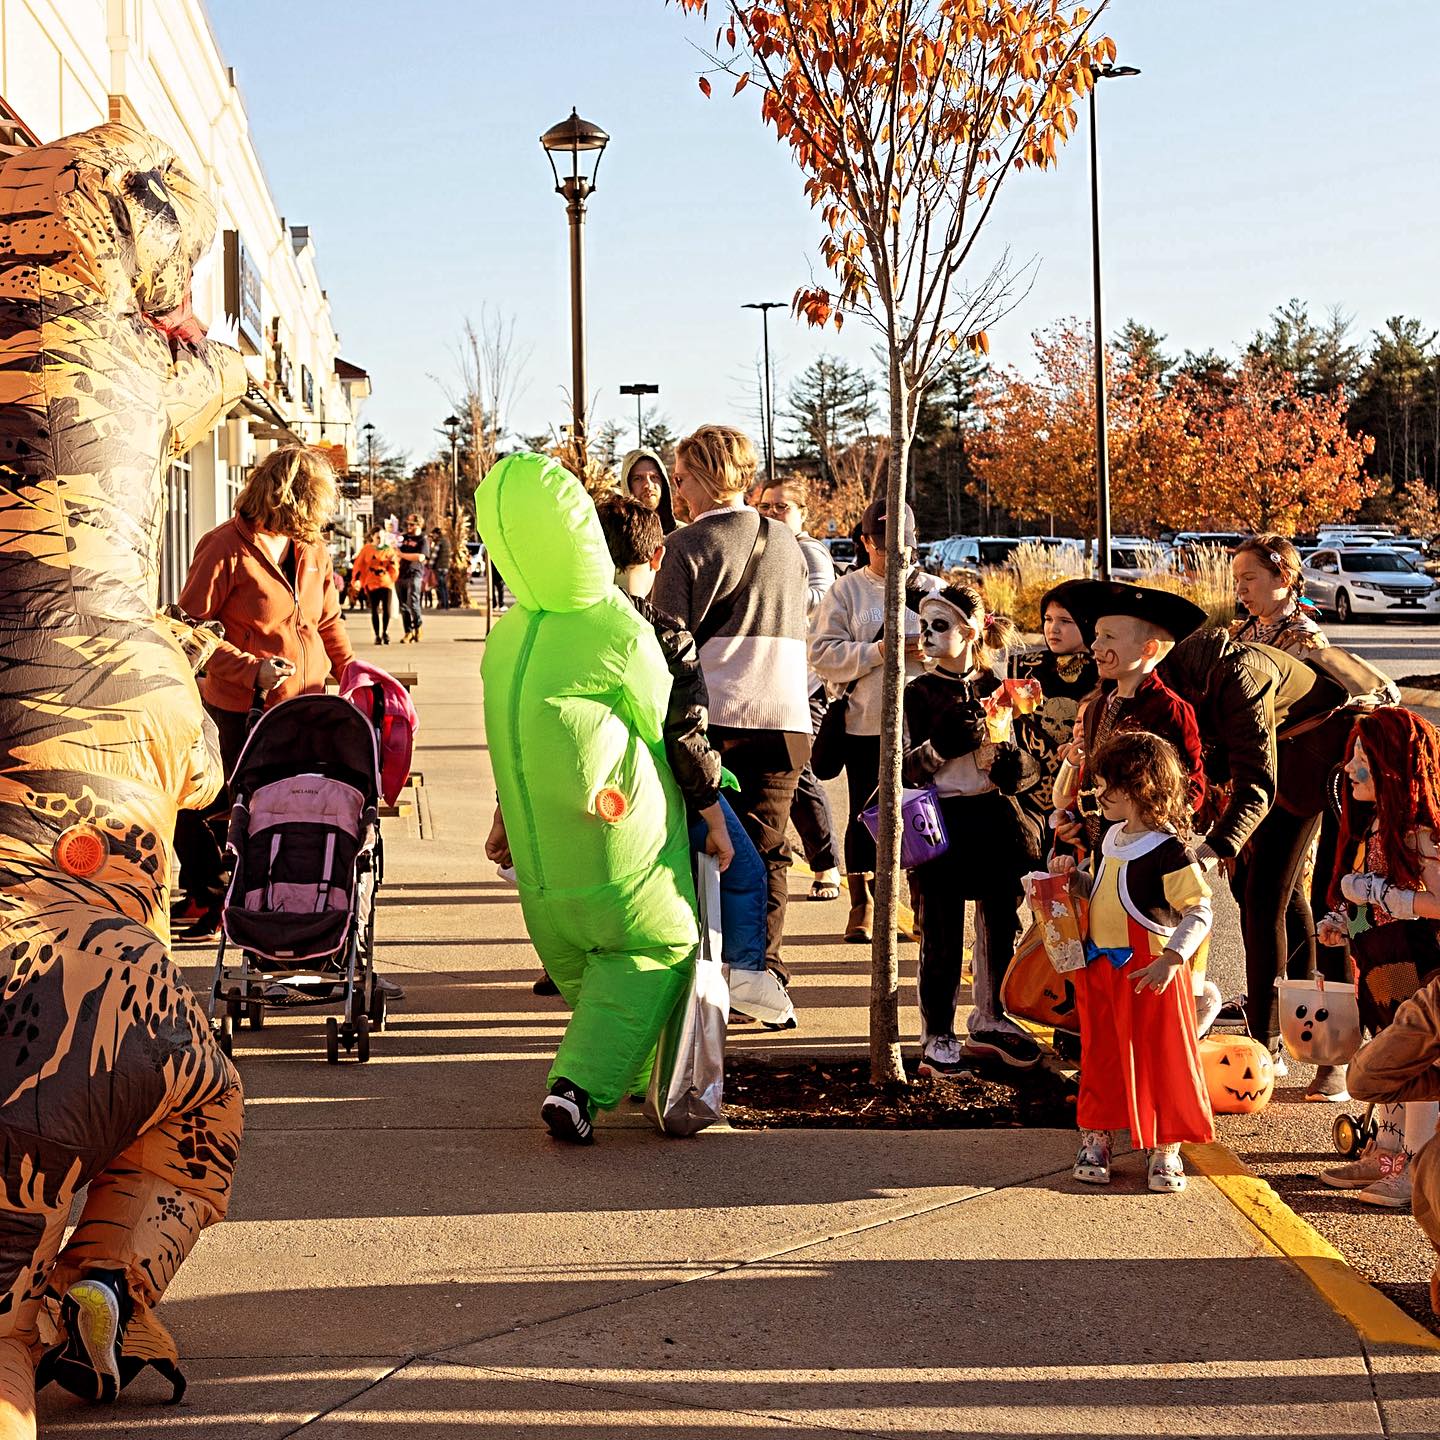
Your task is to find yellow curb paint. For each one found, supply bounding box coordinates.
[1185,1140,1440,1351]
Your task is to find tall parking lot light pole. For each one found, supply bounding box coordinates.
[541,109,610,473]
[743,301,783,483]
[620,382,659,448]
[1089,63,1140,581]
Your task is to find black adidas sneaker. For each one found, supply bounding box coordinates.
[541,1078,595,1145]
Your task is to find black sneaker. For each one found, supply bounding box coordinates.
[541,1078,595,1144]
[373,974,406,1003]
[1216,994,1248,1024]
[963,1030,1042,1070]
[44,1271,129,1402]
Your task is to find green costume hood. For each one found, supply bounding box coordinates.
[476,452,614,613]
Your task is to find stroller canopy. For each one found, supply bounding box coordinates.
[229,694,380,802]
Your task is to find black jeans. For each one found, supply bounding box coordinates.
[1232,804,1324,1043]
[368,588,391,641]
[435,573,450,610]
[789,690,839,874]
[398,568,424,634]
[841,734,882,875]
[711,727,805,983]
[173,704,252,904]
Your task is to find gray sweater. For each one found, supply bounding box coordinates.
[654,507,811,733]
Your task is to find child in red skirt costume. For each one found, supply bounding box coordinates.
[1060,729,1215,1192]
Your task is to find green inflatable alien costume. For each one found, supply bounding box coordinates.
[478,453,697,1137]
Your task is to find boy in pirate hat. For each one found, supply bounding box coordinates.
[1047,580,1207,850]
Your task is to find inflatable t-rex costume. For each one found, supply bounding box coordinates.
[478,454,697,1129]
[0,124,247,1437]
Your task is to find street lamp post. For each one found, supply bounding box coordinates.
[743,300,783,483]
[619,382,659,449]
[1089,63,1140,582]
[443,414,461,532]
[541,108,610,474]
[362,421,376,495]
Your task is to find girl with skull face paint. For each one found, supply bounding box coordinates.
[1319,709,1440,1209]
[902,585,1043,1074]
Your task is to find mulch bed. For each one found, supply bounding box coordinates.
[723,1056,1077,1130]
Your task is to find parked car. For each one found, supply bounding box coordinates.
[1106,538,1171,582]
[467,539,485,580]
[1302,546,1440,622]
[825,536,858,574]
[932,535,1025,576]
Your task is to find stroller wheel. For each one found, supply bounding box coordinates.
[247,999,264,1031]
[368,986,388,1032]
[325,1016,339,1065]
[217,1013,234,1058]
[1333,1113,1363,1158]
[355,1013,371,1063]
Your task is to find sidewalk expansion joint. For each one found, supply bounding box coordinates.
[425,1161,1073,1366]
[279,1356,416,1437]
[1184,1140,1440,1353]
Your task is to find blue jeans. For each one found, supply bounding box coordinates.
[688,794,768,972]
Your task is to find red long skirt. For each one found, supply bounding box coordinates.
[1076,948,1214,1149]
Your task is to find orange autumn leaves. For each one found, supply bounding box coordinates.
[972,321,1376,535]
[674,1,1115,354]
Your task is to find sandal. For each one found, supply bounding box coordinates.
[810,874,842,902]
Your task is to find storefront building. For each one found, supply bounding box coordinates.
[0,0,369,600]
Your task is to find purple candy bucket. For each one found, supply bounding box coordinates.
[860,786,949,870]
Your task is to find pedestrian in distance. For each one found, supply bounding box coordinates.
[350,525,399,643]
[757,477,842,904]
[1057,730,1216,1193]
[809,497,940,943]
[430,526,454,610]
[396,512,429,642]
[1318,709,1440,1209]
[901,585,1041,1073]
[653,424,812,988]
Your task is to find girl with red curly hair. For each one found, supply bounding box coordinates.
[1319,708,1440,1209]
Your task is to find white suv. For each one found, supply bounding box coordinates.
[1302,546,1440,622]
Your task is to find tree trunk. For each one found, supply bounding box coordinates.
[869,350,911,1086]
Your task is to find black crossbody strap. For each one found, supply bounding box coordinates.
[693,514,768,648]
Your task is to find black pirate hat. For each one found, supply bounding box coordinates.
[1043,579,1208,644]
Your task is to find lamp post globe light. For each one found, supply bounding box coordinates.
[541,108,609,473]
[1088,62,1140,582]
[743,300,783,484]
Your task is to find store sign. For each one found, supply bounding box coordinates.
[223,231,263,352]
[353,495,375,517]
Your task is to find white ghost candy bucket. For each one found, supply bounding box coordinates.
[1275,977,1361,1067]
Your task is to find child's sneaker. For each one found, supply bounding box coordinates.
[1358,1154,1411,1209]
[541,1078,595,1145]
[918,1034,965,1077]
[1321,1141,1385,1189]
[1072,1129,1111,1184]
[1147,1143,1186,1193]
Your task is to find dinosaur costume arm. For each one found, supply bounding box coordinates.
[166,340,247,455]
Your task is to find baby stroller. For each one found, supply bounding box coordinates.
[207,692,387,1063]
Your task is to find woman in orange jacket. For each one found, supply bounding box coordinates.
[172,445,356,937]
[350,526,400,643]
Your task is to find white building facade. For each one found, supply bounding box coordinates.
[0,0,369,601]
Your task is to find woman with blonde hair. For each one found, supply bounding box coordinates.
[172,444,358,939]
[653,424,812,987]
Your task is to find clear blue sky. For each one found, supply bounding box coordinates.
[208,0,1440,468]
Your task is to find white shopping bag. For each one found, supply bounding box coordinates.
[646,853,729,1137]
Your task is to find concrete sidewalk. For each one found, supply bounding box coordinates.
[39,609,1440,1437]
